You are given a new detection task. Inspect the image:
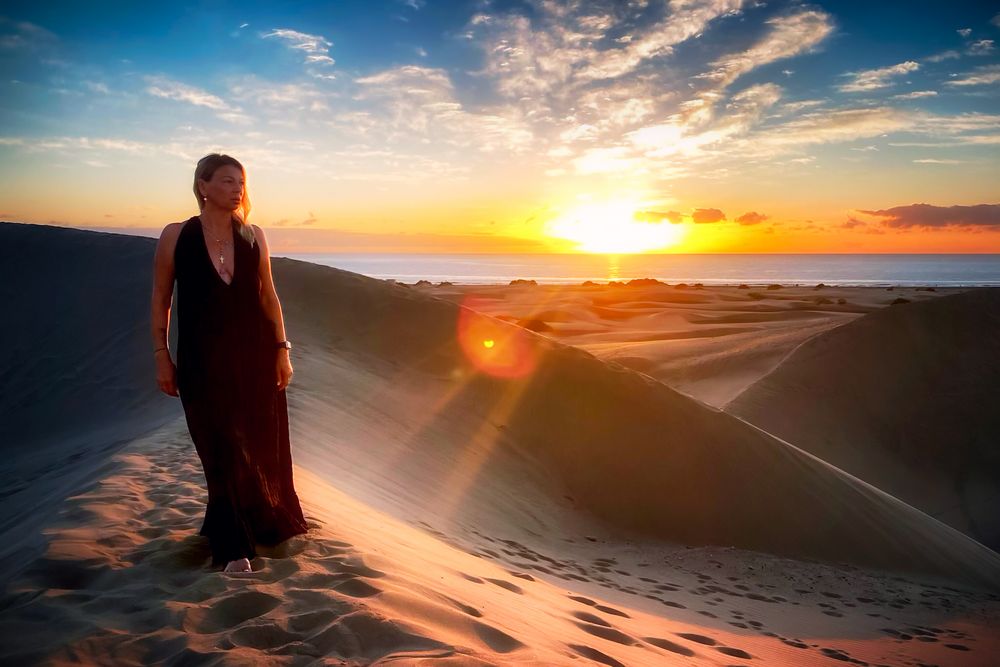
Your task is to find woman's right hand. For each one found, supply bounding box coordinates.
[156,353,179,397]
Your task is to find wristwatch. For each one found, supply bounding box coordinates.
[276,340,292,350]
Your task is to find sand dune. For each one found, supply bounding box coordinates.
[0,223,181,585]
[2,222,998,665]
[426,282,949,407]
[728,288,1000,550]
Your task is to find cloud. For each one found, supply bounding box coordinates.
[966,39,995,56]
[957,28,972,38]
[263,28,336,72]
[353,65,534,152]
[924,50,960,63]
[466,0,746,105]
[913,158,965,164]
[736,211,768,225]
[228,76,326,112]
[692,208,726,223]
[893,90,937,99]
[576,0,746,82]
[635,209,685,223]
[695,10,834,92]
[993,13,1000,28]
[944,64,1000,86]
[838,60,919,93]
[857,203,1000,228]
[144,76,227,110]
[0,18,58,51]
[400,0,426,8]
[841,217,866,229]
[753,106,914,147]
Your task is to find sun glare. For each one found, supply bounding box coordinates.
[543,200,686,253]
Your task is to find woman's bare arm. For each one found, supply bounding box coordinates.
[151,223,181,356]
[252,224,287,342]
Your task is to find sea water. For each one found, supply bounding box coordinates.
[281,253,1000,286]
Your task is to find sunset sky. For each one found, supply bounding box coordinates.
[0,0,998,253]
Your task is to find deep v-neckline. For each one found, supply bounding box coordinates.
[196,216,236,287]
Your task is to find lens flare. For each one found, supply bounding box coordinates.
[456,297,538,378]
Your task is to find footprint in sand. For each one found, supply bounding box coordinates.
[333,577,383,598]
[287,609,341,634]
[572,620,640,647]
[643,637,695,657]
[594,604,630,618]
[472,620,524,653]
[657,598,686,609]
[317,558,386,579]
[568,643,626,667]
[308,611,451,659]
[182,590,283,634]
[677,633,717,646]
[571,611,611,626]
[568,594,597,606]
[484,577,523,594]
[229,621,301,650]
[716,645,753,659]
[820,647,865,663]
[439,594,483,617]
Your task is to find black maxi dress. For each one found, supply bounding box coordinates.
[174,215,308,567]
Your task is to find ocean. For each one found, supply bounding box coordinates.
[281,253,1000,287]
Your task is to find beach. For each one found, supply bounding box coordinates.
[2,221,999,666]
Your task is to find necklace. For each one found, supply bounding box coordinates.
[202,217,233,280]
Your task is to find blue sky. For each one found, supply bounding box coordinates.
[1,0,998,252]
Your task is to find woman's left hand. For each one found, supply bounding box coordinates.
[277,351,293,391]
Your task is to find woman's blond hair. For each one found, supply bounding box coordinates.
[193,153,256,246]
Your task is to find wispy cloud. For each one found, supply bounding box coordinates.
[838,60,919,93]
[944,64,1000,87]
[0,18,58,51]
[576,0,747,82]
[695,9,834,91]
[924,50,960,63]
[893,90,937,99]
[144,76,228,110]
[263,28,336,71]
[354,65,534,152]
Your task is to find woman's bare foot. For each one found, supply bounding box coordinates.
[223,557,253,575]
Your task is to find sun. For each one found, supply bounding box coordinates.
[543,199,687,253]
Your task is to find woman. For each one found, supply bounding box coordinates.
[150,153,309,575]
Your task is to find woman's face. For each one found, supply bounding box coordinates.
[199,165,245,212]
